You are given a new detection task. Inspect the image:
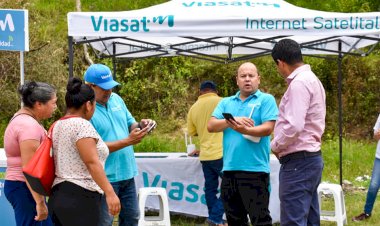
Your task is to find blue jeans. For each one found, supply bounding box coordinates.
[4,180,53,226]
[201,158,224,224]
[364,158,380,215]
[98,178,140,226]
[279,155,323,226]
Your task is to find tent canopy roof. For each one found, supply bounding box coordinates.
[67,0,380,63]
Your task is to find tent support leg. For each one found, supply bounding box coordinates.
[113,42,117,81]
[68,36,74,78]
[338,40,343,186]
[112,42,120,93]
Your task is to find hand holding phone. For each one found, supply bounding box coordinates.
[146,120,157,133]
[138,119,156,133]
[222,113,236,122]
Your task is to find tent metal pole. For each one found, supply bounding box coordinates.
[338,40,343,186]
[20,51,24,107]
[68,36,74,78]
[112,42,117,81]
[112,42,120,93]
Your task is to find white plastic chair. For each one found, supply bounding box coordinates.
[138,187,171,226]
[317,183,347,226]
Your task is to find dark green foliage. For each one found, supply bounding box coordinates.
[341,56,380,137]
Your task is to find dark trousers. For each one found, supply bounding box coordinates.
[221,171,272,226]
[48,181,102,226]
[279,155,323,226]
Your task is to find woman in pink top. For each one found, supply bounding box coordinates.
[4,81,57,226]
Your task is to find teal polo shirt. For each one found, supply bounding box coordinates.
[90,93,138,182]
[212,90,278,173]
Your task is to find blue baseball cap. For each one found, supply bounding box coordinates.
[200,80,216,91]
[84,64,120,90]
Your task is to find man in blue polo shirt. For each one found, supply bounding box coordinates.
[208,62,278,226]
[84,63,155,226]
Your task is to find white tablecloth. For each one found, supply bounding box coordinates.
[135,152,280,223]
[0,149,6,168]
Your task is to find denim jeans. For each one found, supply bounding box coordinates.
[4,180,53,226]
[279,155,323,226]
[364,157,380,215]
[98,178,140,226]
[201,158,224,224]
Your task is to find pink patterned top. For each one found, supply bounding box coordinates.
[52,117,109,193]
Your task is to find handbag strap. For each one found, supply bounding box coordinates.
[47,115,80,139]
[9,112,37,123]
[10,112,46,134]
[47,115,80,157]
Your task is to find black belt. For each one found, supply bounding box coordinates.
[279,150,321,164]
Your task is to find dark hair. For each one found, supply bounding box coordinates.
[66,77,95,109]
[271,39,303,65]
[18,81,56,108]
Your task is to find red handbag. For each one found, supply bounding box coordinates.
[22,115,77,196]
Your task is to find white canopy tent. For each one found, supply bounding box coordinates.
[68,0,380,62]
[67,0,380,184]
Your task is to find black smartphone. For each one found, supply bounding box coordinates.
[222,113,236,121]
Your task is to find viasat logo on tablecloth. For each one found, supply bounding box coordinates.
[142,172,210,205]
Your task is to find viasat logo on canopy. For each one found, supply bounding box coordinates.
[91,15,174,33]
[0,13,15,47]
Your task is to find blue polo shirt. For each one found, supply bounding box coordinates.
[212,90,278,173]
[90,93,138,182]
